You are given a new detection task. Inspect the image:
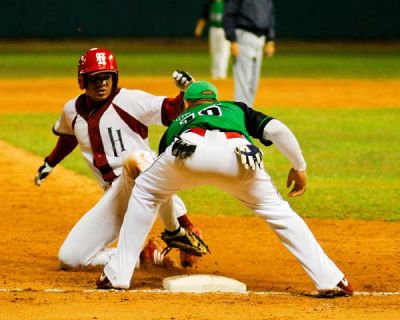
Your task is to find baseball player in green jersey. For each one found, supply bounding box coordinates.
[97,81,353,298]
[195,0,230,79]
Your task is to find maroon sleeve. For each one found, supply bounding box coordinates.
[46,134,78,167]
[161,92,184,126]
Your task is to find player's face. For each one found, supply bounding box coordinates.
[85,72,114,102]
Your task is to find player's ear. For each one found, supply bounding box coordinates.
[78,76,85,90]
[183,100,190,110]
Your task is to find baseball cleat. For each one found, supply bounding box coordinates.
[96,272,118,290]
[140,238,175,268]
[318,276,354,298]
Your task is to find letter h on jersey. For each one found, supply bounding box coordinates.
[108,127,126,157]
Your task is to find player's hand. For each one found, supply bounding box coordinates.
[230,42,240,57]
[173,70,194,92]
[34,159,53,186]
[287,168,306,197]
[194,19,206,37]
[264,41,275,57]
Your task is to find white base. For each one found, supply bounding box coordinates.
[162,274,247,293]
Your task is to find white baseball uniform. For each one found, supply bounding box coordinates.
[233,29,265,106]
[103,101,345,290]
[199,0,230,80]
[54,88,185,268]
[209,26,231,80]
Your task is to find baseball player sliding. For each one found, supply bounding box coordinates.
[34,48,201,269]
[97,81,353,298]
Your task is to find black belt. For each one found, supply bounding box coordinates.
[237,26,266,38]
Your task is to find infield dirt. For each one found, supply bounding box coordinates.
[0,78,399,319]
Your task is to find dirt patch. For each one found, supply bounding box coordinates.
[1,138,400,319]
[0,78,399,319]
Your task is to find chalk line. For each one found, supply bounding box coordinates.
[0,288,399,296]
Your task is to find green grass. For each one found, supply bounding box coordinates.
[263,107,400,221]
[1,40,399,221]
[1,40,399,79]
[0,113,89,177]
[1,107,399,221]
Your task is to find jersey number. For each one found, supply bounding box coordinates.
[179,105,222,124]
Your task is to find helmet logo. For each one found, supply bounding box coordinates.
[78,48,118,89]
[201,90,215,96]
[96,52,107,66]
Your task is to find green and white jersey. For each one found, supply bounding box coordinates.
[164,101,252,147]
[160,100,274,153]
[209,0,224,28]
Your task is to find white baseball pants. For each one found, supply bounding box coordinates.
[209,26,230,80]
[104,131,344,290]
[58,150,186,269]
[233,29,265,107]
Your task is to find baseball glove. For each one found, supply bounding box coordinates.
[161,227,210,257]
[180,225,203,268]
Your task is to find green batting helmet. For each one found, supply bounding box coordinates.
[184,81,218,100]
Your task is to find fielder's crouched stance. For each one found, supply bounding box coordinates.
[34,48,201,270]
[98,81,353,298]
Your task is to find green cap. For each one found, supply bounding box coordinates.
[184,81,218,100]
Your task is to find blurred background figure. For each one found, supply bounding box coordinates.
[223,0,276,107]
[194,0,231,80]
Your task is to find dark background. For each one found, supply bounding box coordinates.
[0,0,399,39]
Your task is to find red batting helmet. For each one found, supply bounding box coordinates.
[78,48,119,90]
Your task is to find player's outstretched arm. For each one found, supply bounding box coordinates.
[262,119,307,197]
[34,135,78,186]
[160,70,195,125]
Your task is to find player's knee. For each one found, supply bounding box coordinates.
[123,150,153,178]
[58,245,83,269]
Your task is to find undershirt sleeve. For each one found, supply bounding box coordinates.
[46,134,78,167]
[234,101,274,146]
[161,92,184,126]
[263,119,307,171]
